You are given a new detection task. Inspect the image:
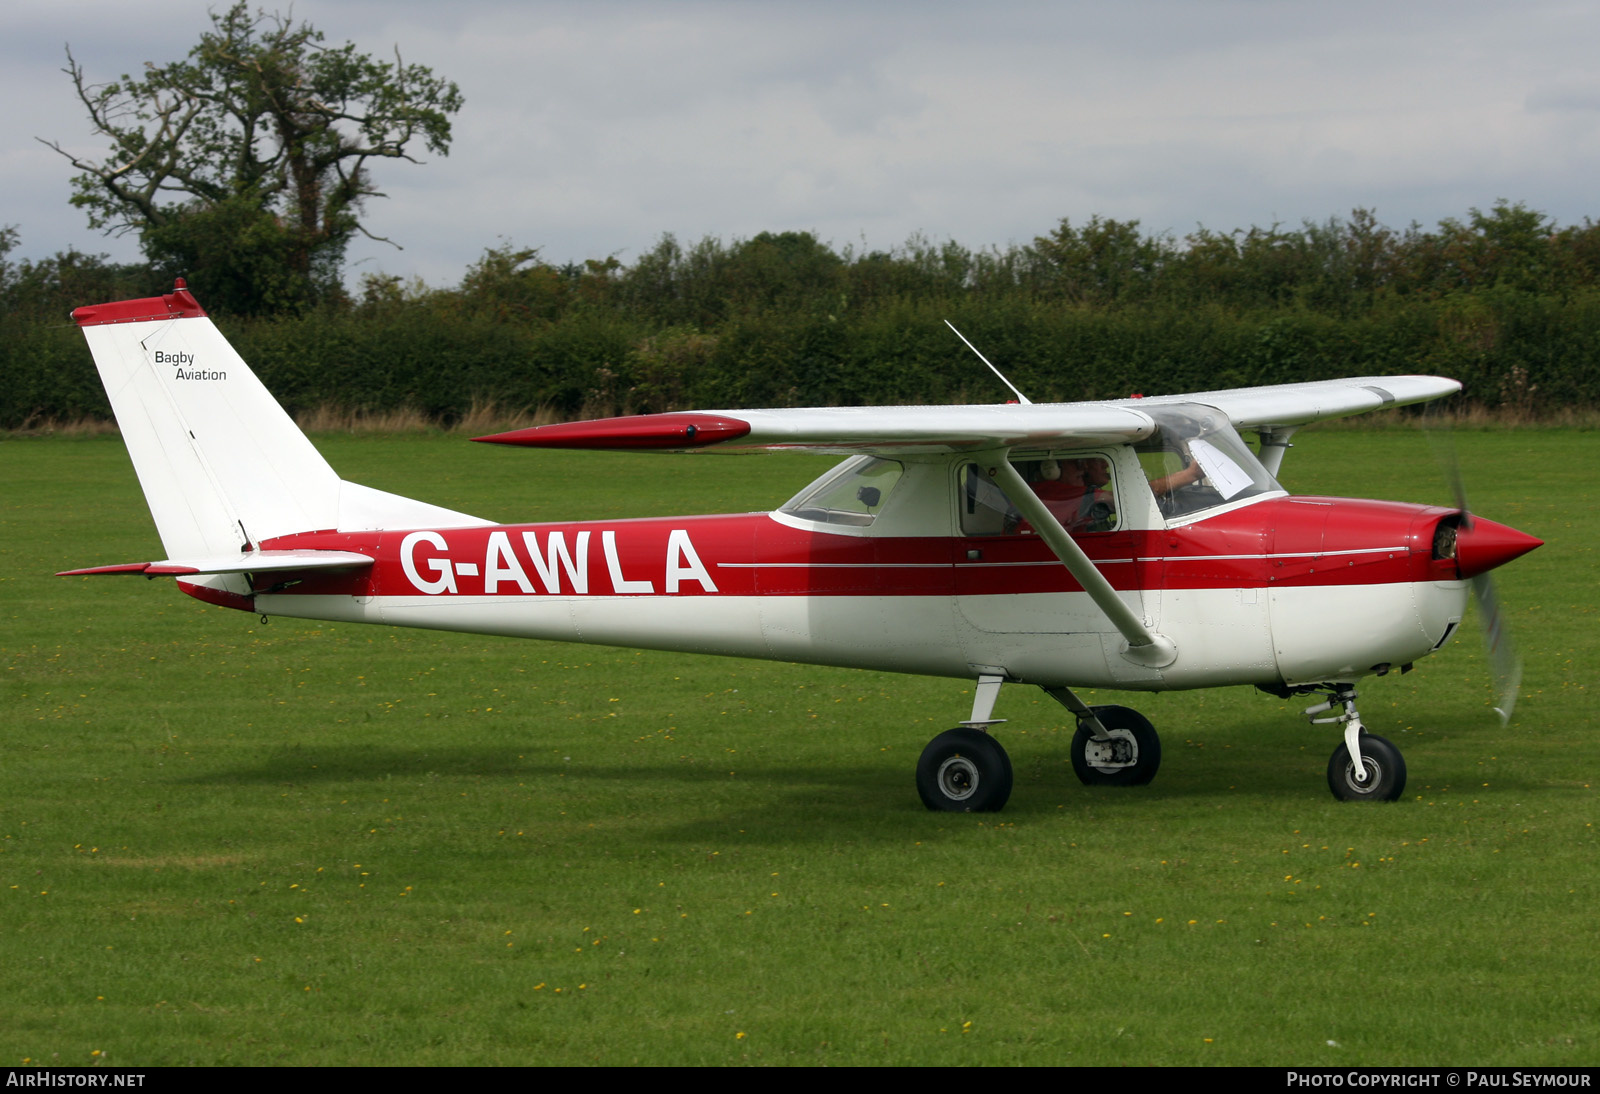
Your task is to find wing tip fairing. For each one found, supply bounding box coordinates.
[475,413,753,451]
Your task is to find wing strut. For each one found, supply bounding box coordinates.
[1254,425,1301,477]
[978,454,1177,669]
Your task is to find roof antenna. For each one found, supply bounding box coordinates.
[944,320,1032,405]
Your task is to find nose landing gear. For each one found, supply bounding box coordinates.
[1305,684,1408,802]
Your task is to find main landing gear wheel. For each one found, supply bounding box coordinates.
[1327,734,1406,802]
[916,728,1013,812]
[1071,705,1161,787]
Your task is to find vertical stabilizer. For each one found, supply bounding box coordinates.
[75,282,341,556]
[73,281,486,561]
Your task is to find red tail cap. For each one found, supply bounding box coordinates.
[72,279,207,326]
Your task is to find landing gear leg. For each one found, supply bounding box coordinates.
[1305,684,1407,802]
[916,673,1013,812]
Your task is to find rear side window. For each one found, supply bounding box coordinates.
[780,456,905,527]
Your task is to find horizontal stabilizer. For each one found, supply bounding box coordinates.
[58,549,375,578]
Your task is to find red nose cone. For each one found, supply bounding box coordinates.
[1455,516,1543,579]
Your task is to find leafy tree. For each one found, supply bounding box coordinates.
[1551,218,1600,289]
[1032,215,1172,305]
[619,234,735,327]
[724,231,844,314]
[44,3,462,314]
[0,227,157,321]
[0,225,17,298]
[456,244,570,323]
[1440,201,1555,293]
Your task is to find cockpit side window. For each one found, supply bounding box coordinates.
[780,456,905,527]
[961,455,1119,537]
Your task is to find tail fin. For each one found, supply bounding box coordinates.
[74,281,486,562]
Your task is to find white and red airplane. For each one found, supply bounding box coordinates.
[61,281,1542,811]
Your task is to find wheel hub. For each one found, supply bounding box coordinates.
[1342,758,1382,794]
[936,756,979,801]
[1083,728,1138,770]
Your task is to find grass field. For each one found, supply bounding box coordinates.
[1,427,1593,1066]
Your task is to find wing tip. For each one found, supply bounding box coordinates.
[475,412,751,450]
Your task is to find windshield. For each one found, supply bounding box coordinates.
[1136,403,1282,520]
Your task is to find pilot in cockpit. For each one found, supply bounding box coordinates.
[1145,445,1205,500]
[1024,458,1117,533]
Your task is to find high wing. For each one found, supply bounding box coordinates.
[475,375,1460,454]
[476,405,1156,455]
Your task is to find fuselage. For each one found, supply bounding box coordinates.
[226,456,1488,692]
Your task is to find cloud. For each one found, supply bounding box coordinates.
[8,0,1600,288]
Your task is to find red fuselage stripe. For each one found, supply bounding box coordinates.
[255,496,1460,600]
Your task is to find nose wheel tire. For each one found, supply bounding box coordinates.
[917,728,1013,812]
[1327,734,1406,801]
[1071,705,1161,786]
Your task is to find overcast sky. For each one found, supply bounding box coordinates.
[6,0,1599,289]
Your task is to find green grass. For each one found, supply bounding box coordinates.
[0,428,1593,1065]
